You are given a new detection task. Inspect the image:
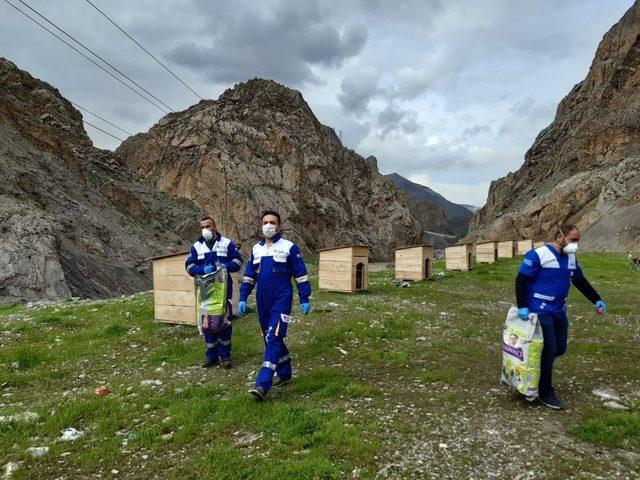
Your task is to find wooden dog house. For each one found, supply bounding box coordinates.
[497,241,516,259]
[444,244,473,271]
[318,245,369,292]
[152,251,195,325]
[395,245,433,281]
[151,251,241,324]
[517,240,534,255]
[475,241,498,264]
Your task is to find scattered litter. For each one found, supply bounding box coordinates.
[140,379,162,387]
[439,443,448,449]
[327,302,340,307]
[3,461,21,478]
[94,386,110,396]
[592,389,621,402]
[416,337,426,341]
[0,411,39,423]
[127,432,139,441]
[337,347,348,355]
[26,446,49,457]
[174,387,184,394]
[60,427,84,441]
[161,432,174,440]
[603,401,629,411]
[352,467,361,478]
[60,452,71,457]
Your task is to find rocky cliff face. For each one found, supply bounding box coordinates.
[117,79,421,259]
[465,2,640,251]
[0,58,206,301]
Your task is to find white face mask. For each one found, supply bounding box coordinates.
[262,223,278,239]
[201,228,213,241]
[563,242,578,254]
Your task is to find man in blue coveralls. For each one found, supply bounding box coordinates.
[185,216,243,369]
[515,225,606,409]
[238,210,312,401]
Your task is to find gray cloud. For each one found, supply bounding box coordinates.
[166,1,367,86]
[337,70,381,113]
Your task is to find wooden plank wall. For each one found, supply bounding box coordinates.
[517,240,533,255]
[445,245,472,271]
[319,248,355,292]
[497,241,515,259]
[476,242,497,263]
[153,254,196,324]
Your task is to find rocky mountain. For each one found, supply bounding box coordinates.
[386,173,474,235]
[0,58,206,301]
[465,2,640,252]
[117,79,421,259]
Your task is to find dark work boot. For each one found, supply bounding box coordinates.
[201,358,219,368]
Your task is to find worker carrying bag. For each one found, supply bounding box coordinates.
[195,265,230,335]
[500,306,543,399]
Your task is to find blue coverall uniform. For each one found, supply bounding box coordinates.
[239,233,311,392]
[518,244,587,396]
[185,233,243,361]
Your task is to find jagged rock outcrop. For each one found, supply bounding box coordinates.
[117,79,421,258]
[0,58,206,301]
[465,2,640,251]
[386,173,474,235]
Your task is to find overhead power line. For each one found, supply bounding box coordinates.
[71,101,133,136]
[2,0,169,113]
[3,0,174,114]
[84,0,203,100]
[15,0,176,112]
[82,118,125,142]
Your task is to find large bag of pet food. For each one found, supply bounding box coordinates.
[194,266,230,335]
[500,306,543,398]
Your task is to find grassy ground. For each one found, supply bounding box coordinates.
[0,253,638,479]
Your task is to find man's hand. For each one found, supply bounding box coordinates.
[238,301,247,316]
[203,265,215,275]
[595,300,607,314]
[517,307,530,320]
[300,302,311,315]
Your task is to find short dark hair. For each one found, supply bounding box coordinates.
[261,210,281,224]
[199,216,215,225]
[555,224,578,238]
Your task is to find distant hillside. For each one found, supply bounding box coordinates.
[386,173,474,235]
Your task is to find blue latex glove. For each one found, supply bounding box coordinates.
[594,300,607,314]
[203,265,215,274]
[238,301,247,317]
[300,302,311,315]
[517,307,530,320]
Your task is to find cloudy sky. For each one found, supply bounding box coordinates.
[0,0,632,206]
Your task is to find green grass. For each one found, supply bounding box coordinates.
[0,253,638,478]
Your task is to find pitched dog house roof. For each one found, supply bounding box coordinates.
[316,245,369,253]
[394,244,433,251]
[150,250,190,261]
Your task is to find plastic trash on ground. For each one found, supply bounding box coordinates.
[500,306,543,398]
[60,427,84,441]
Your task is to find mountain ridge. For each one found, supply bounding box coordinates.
[464,2,640,251]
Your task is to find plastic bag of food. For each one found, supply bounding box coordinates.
[195,265,230,335]
[500,306,543,398]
